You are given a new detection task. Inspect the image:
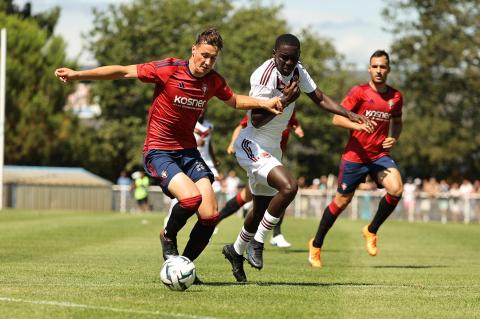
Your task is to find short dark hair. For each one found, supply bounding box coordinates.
[275,34,300,50]
[195,28,223,50]
[370,50,390,65]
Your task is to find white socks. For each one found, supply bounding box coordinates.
[254,210,280,243]
[233,227,254,255]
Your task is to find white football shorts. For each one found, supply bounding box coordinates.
[234,137,282,196]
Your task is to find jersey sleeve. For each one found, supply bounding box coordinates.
[249,65,276,100]
[297,63,317,94]
[239,114,248,128]
[214,75,234,101]
[136,59,176,84]
[341,85,363,112]
[391,91,403,118]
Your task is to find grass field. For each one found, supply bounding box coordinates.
[0,209,479,319]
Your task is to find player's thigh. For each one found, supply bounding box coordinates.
[195,177,217,219]
[337,160,369,194]
[377,167,403,196]
[267,165,297,191]
[168,172,201,200]
[242,186,253,202]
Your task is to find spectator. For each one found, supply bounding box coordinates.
[224,170,241,201]
[297,176,307,189]
[449,182,461,223]
[403,177,416,222]
[131,171,151,212]
[438,179,450,224]
[117,170,132,186]
[459,179,473,224]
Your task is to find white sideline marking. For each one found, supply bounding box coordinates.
[0,296,222,319]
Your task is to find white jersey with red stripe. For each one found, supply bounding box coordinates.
[195,120,213,164]
[194,119,218,178]
[237,58,316,149]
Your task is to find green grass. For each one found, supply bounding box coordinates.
[0,209,479,319]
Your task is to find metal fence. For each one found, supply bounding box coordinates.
[112,186,480,224]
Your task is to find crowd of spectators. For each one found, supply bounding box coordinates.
[116,169,480,223]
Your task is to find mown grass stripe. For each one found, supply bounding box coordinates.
[0,296,223,319]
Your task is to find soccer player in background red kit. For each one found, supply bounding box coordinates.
[55,28,288,284]
[308,50,404,267]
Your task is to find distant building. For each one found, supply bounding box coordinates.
[3,166,112,211]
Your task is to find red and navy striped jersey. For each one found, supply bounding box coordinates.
[341,83,403,163]
[137,58,233,150]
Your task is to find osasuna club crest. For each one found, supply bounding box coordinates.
[161,170,168,179]
[201,84,208,96]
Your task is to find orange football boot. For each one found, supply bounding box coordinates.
[308,239,322,267]
[362,225,378,256]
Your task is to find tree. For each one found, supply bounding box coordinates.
[86,0,354,181]
[383,0,480,179]
[0,10,83,167]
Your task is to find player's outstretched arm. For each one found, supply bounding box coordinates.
[54,65,138,83]
[227,124,243,154]
[306,89,373,127]
[225,94,283,114]
[332,114,377,133]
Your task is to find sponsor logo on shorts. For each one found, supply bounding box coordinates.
[260,152,271,158]
[341,183,348,191]
[195,162,205,172]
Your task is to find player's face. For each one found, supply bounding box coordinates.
[273,44,300,76]
[368,56,390,84]
[191,43,219,77]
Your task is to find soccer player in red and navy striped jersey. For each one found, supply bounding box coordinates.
[308,50,404,268]
[55,28,285,283]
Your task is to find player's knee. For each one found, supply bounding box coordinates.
[334,193,353,209]
[279,179,298,200]
[179,194,202,211]
[199,213,220,226]
[388,184,403,197]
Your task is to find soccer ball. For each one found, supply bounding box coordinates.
[160,256,196,291]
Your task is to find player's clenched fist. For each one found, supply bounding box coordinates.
[54,68,77,83]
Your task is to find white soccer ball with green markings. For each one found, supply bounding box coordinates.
[160,256,196,291]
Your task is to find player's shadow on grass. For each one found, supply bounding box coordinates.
[371,265,447,269]
[277,248,342,254]
[202,282,376,287]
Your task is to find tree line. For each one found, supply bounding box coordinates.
[1,0,479,182]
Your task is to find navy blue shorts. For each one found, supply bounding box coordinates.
[144,149,214,198]
[337,155,399,194]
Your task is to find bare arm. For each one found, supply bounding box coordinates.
[54,65,138,82]
[251,80,301,128]
[332,114,376,133]
[383,116,402,149]
[227,124,242,154]
[209,141,219,166]
[224,94,283,114]
[306,88,372,126]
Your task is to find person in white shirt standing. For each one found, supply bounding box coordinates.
[222,34,371,282]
